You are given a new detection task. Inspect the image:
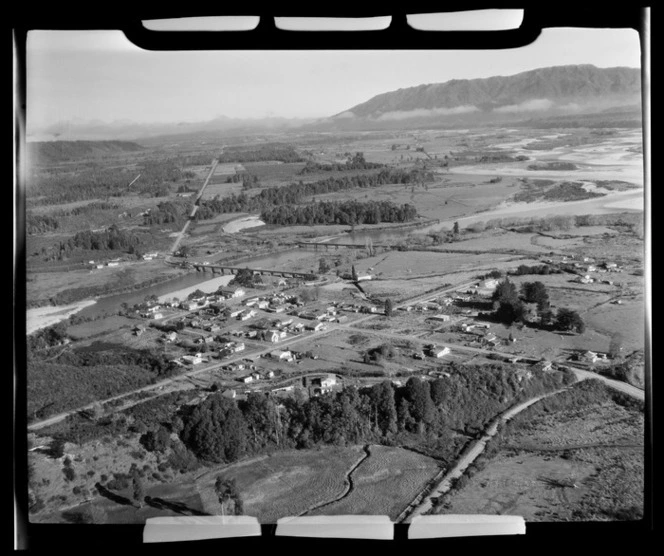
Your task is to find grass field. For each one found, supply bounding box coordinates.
[436,399,644,521]
[308,445,441,519]
[26,261,188,307]
[242,162,306,186]
[66,315,136,340]
[198,446,366,523]
[350,251,535,280]
[312,176,520,222]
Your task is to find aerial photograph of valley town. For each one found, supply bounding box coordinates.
[20,22,648,530]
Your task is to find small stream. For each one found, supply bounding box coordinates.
[299,445,372,516]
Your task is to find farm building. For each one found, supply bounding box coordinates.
[429,314,451,322]
[430,347,451,358]
[220,287,246,298]
[308,374,338,395]
[270,350,293,362]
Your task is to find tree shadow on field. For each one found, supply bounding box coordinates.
[95,483,134,506]
[145,496,208,516]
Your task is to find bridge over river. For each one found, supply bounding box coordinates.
[192,262,317,281]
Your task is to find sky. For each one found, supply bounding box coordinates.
[25,26,641,131]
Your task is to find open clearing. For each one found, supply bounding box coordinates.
[198,446,366,523]
[435,400,644,521]
[308,445,441,519]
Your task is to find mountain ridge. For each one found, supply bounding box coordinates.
[336,65,641,120]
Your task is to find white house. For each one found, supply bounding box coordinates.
[430,346,451,358]
[320,375,337,388]
[239,310,256,321]
[220,287,246,298]
[182,355,203,365]
[306,322,325,332]
[270,350,293,361]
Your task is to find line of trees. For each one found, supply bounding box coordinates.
[218,144,304,163]
[179,364,570,465]
[298,152,385,174]
[225,173,261,189]
[27,214,60,234]
[261,200,418,226]
[193,167,433,223]
[143,200,190,227]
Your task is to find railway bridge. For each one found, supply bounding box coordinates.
[297,241,368,251]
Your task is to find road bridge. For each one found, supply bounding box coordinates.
[192,263,317,281]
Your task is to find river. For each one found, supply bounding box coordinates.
[26,248,317,331]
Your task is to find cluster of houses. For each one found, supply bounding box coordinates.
[543,256,623,276]
[180,287,247,312]
[239,369,275,384]
[243,291,296,313]
[140,304,165,320]
[90,257,124,270]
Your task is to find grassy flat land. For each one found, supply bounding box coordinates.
[309,445,441,519]
[27,262,189,307]
[436,398,644,521]
[199,446,366,523]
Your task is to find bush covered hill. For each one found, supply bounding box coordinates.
[340,65,641,119]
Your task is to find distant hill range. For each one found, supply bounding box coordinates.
[27,140,145,164]
[318,64,642,131]
[27,65,642,142]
